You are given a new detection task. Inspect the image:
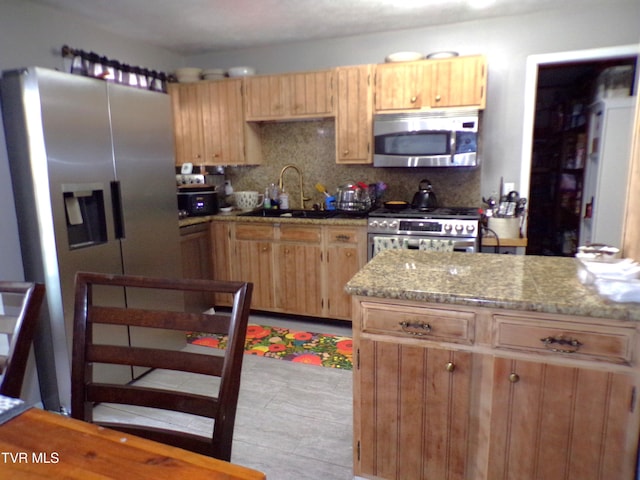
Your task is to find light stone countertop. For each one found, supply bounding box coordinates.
[345,250,640,322]
[179,211,367,228]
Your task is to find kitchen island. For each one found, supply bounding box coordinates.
[346,250,640,480]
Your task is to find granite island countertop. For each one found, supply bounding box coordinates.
[345,250,640,322]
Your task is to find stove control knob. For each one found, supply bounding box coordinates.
[389,221,398,229]
[369,220,379,228]
[444,224,453,233]
[380,220,388,229]
[455,224,464,233]
[466,224,476,233]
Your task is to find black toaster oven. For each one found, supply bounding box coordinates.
[177,185,218,216]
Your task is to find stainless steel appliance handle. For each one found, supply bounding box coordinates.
[110,181,125,239]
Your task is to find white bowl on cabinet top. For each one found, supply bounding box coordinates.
[385,51,424,63]
[175,67,202,83]
[228,66,256,77]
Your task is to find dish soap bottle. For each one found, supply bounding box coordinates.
[264,186,271,209]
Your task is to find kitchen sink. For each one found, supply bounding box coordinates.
[238,209,339,219]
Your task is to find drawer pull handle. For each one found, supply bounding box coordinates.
[445,362,456,373]
[399,321,431,336]
[508,373,520,383]
[540,336,583,353]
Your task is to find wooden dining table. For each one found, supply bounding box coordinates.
[0,407,266,479]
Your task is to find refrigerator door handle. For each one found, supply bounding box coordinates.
[110,181,125,239]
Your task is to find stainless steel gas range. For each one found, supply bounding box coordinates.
[367,207,482,260]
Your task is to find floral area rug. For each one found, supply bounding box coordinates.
[187,324,353,370]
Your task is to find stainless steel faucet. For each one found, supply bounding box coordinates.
[278,164,311,209]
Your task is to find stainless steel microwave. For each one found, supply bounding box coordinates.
[373,110,480,167]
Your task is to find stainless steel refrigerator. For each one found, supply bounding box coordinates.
[1,67,183,411]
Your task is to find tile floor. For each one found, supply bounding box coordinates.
[94,314,355,480]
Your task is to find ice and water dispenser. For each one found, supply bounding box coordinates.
[62,183,109,249]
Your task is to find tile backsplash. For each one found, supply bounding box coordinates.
[224,119,481,209]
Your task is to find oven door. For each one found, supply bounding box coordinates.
[368,234,477,260]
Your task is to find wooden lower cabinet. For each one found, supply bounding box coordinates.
[325,226,367,319]
[357,338,472,479]
[180,222,212,312]
[233,223,275,311]
[275,225,323,317]
[210,221,232,306]
[488,358,637,480]
[352,298,640,480]
[221,221,366,320]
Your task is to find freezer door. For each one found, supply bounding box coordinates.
[107,83,186,357]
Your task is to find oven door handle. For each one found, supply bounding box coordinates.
[405,238,420,249]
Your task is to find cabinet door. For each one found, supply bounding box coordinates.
[356,338,471,479]
[374,61,425,111]
[233,224,275,311]
[200,79,246,165]
[325,226,366,319]
[287,70,334,117]
[429,55,487,109]
[211,221,232,307]
[234,240,274,311]
[488,357,639,480]
[168,83,204,165]
[275,243,323,316]
[335,65,373,164]
[180,223,213,312]
[244,75,287,120]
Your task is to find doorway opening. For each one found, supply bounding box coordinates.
[521,48,638,256]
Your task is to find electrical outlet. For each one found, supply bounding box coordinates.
[503,182,515,194]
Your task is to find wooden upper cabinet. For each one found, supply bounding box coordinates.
[200,79,245,165]
[374,61,425,111]
[335,65,373,164]
[429,55,487,109]
[244,75,287,120]
[287,70,334,117]
[169,79,254,166]
[375,55,487,112]
[244,69,334,121]
[168,83,204,165]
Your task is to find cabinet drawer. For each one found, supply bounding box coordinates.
[235,223,274,241]
[326,227,362,244]
[279,225,321,243]
[493,315,635,364]
[361,302,475,344]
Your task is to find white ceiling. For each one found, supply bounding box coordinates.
[32,0,603,55]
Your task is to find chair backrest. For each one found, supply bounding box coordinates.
[0,281,45,399]
[71,272,252,461]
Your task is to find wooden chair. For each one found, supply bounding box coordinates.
[0,281,45,399]
[71,272,252,461]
